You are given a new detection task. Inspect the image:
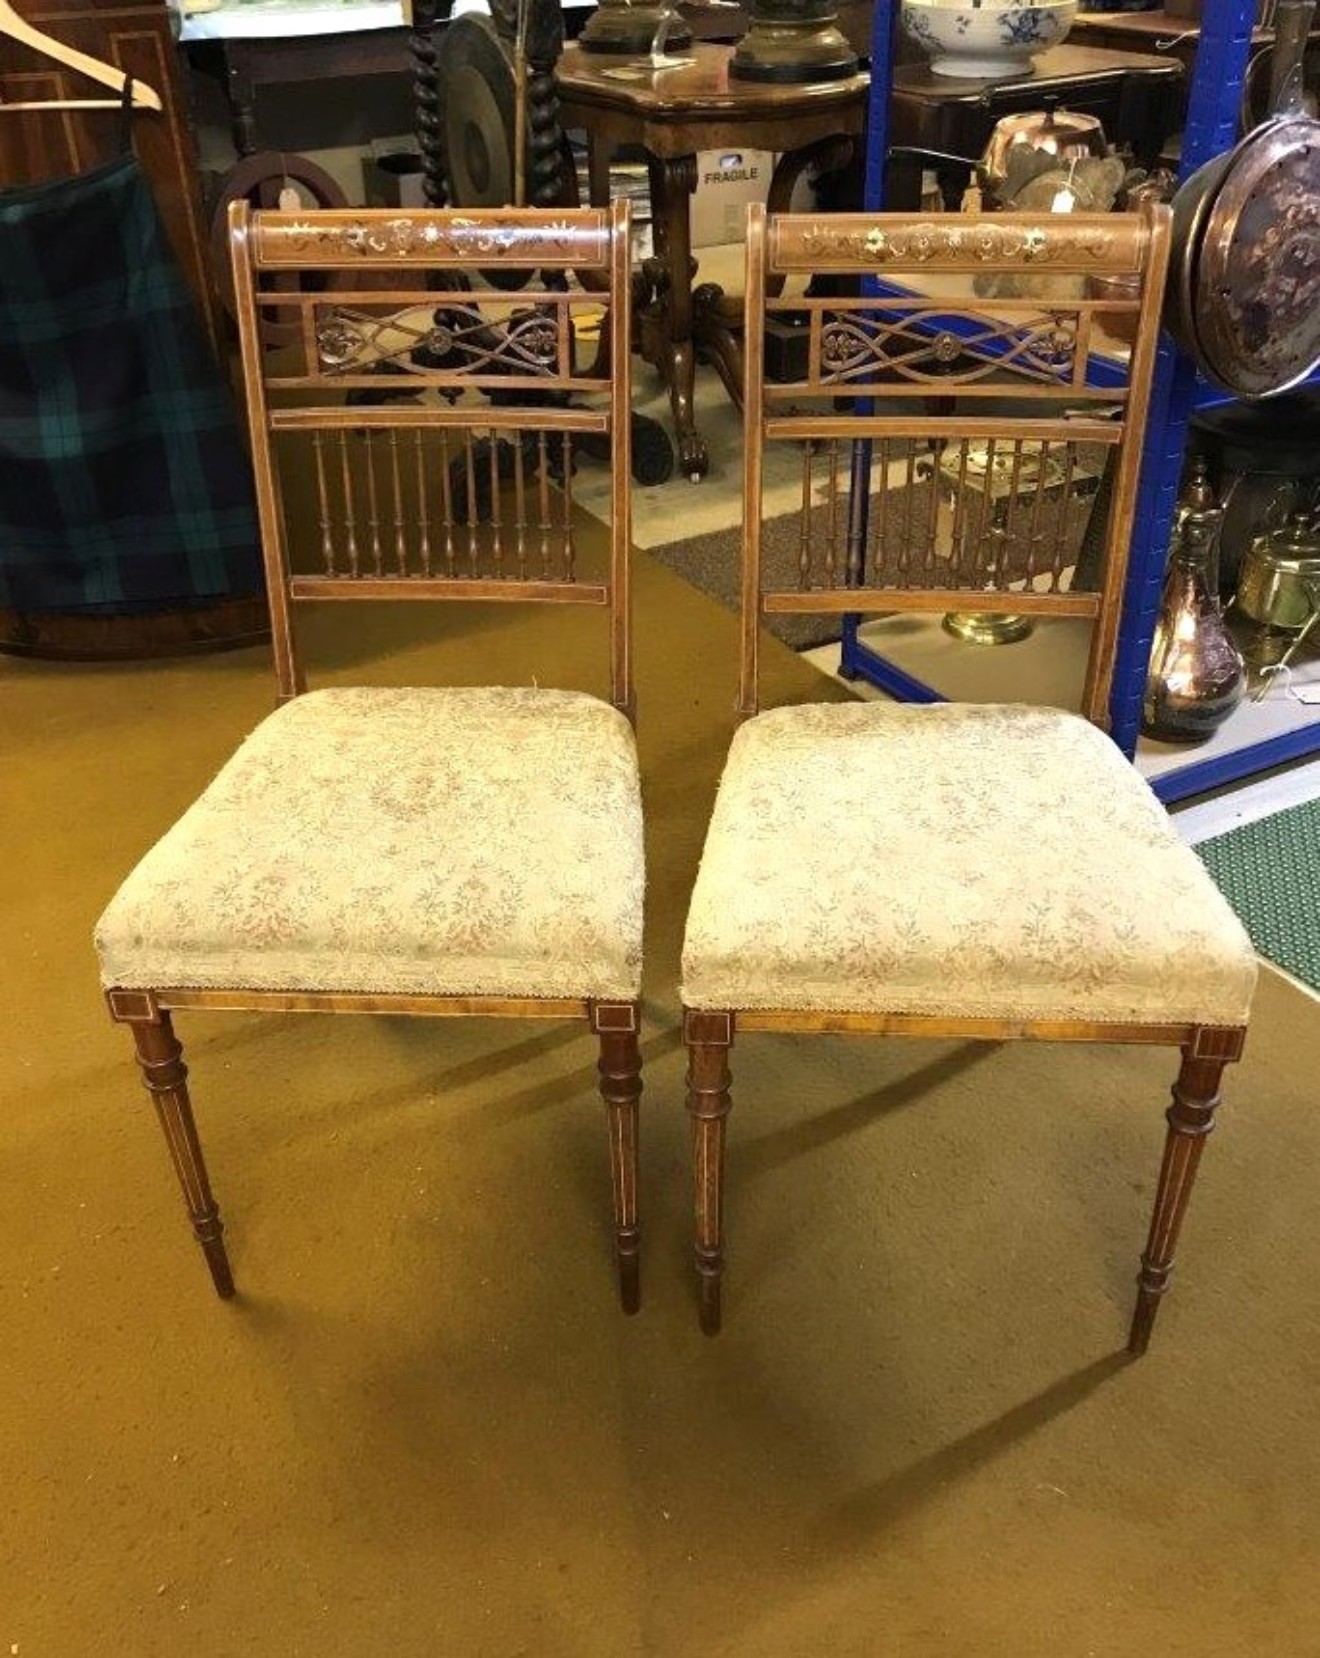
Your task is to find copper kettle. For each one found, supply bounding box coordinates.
[980,100,1110,197]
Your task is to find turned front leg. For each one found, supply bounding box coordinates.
[594,1004,642,1314]
[126,1009,234,1299]
[684,1009,734,1334]
[1129,1041,1238,1355]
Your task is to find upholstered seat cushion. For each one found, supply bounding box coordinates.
[96,687,644,1001]
[681,703,1256,1027]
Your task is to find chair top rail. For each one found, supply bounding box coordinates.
[766,209,1162,279]
[249,207,615,274]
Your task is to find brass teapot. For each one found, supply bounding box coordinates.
[1235,510,1320,632]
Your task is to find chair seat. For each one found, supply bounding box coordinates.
[96,687,644,1002]
[681,702,1256,1027]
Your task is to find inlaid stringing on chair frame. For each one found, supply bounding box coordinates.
[101,202,644,1311]
[683,201,1251,1350]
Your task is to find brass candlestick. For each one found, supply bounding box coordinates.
[938,440,1101,646]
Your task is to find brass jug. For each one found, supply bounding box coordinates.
[1142,459,1247,743]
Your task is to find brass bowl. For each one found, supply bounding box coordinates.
[1087,271,1143,349]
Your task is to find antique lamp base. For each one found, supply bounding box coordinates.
[942,611,1035,646]
[730,1,859,82]
[578,1,694,54]
[726,18,862,82]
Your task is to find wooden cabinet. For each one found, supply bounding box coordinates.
[0,0,222,351]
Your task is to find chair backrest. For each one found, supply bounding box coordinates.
[228,200,634,715]
[740,200,1173,722]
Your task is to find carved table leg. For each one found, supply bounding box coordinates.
[594,1004,642,1314]
[587,135,612,208]
[126,1010,234,1299]
[684,1009,734,1333]
[693,283,745,410]
[1129,1043,1233,1355]
[649,153,708,481]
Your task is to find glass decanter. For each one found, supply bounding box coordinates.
[1142,457,1247,744]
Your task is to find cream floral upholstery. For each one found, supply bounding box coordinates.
[681,702,1256,1026]
[97,686,644,1001]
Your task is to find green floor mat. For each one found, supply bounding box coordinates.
[1196,798,1320,994]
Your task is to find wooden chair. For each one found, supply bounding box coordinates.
[681,201,1258,1348]
[95,201,645,1311]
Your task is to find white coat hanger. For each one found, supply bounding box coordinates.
[0,0,163,112]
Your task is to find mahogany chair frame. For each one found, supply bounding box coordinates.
[104,201,644,1311]
[684,200,1248,1349]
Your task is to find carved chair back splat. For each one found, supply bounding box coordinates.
[681,202,1256,1350]
[96,203,645,1314]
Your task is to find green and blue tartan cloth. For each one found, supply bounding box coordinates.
[0,154,261,613]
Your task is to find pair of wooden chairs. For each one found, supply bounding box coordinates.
[95,199,1256,1355]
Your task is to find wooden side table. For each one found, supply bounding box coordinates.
[180,24,407,160]
[557,41,869,478]
[885,43,1185,209]
[1070,9,1275,74]
[1071,8,1320,130]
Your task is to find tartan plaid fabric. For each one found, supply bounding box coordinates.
[0,155,261,613]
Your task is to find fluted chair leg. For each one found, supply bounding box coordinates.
[595,1006,642,1314]
[128,1012,234,1299]
[684,1010,734,1335]
[1129,1046,1229,1356]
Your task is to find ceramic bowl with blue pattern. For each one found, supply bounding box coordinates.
[900,0,1077,78]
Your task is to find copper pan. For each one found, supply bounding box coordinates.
[1177,0,1320,398]
[1163,149,1232,366]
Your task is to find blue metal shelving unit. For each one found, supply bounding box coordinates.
[848,0,1320,799]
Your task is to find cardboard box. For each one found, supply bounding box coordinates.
[690,148,774,248]
[689,148,821,247]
